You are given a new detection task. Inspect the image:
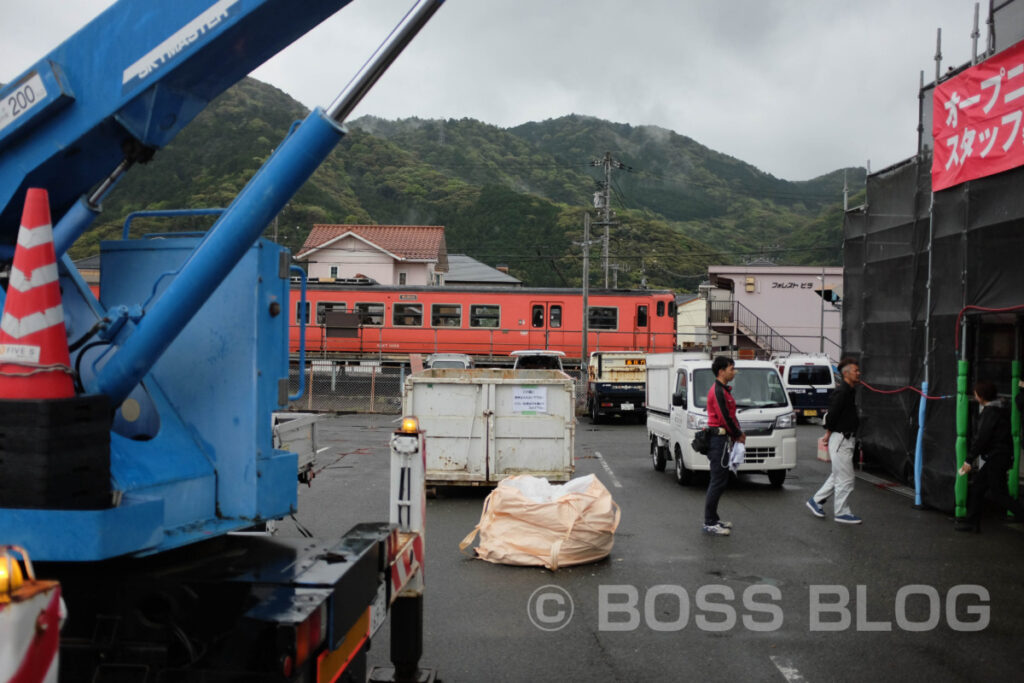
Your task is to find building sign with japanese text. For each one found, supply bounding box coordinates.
[770,282,815,290]
[933,39,1024,191]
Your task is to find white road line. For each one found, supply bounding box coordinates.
[316,446,331,454]
[770,656,807,682]
[593,451,623,488]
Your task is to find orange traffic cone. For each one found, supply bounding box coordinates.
[0,188,74,399]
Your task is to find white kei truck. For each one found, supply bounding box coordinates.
[645,354,797,487]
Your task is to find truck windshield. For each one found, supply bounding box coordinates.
[431,360,468,369]
[515,356,562,371]
[693,369,789,409]
[788,365,833,386]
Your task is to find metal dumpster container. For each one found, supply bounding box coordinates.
[402,368,575,485]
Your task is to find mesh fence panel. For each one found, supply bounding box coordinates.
[286,361,591,415]
[287,361,404,413]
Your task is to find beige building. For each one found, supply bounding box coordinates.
[675,264,844,361]
[295,224,448,286]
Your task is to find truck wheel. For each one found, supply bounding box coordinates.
[590,400,602,425]
[651,439,666,472]
[674,445,692,486]
[768,469,787,488]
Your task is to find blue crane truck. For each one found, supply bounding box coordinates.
[0,1,442,680]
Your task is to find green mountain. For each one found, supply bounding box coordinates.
[72,77,863,290]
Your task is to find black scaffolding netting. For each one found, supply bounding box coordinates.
[843,154,1024,512]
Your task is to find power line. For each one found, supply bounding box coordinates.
[461,243,842,265]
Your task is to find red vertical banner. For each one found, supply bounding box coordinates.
[933,39,1024,191]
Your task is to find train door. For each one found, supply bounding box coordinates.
[528,301,565,350]
[633,303,650,350]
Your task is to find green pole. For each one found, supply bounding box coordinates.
[1011,360,1021,502]
[955,360,970,518]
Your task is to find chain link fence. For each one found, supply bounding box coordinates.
[286,360,589,415]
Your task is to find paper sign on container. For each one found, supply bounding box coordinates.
[513,386,547,413]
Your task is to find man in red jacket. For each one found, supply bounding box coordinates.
[704,356,745,536]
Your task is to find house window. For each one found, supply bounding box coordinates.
[330,266,338,278]
[393,303,423,327]
[354,302,384,326]
[316,301,346,325]
[399,272,407,285]
[549,305,562,328]
[588,306,618,330]
[431,304,462,327]
[295,301,310,324]
[470,305,500,328]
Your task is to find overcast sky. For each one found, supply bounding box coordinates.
[1,0,982,180]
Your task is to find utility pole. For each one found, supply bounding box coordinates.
[582,212,591,366]
[819,265,826,353]
[591,152,626,288]
[272,201,290,243]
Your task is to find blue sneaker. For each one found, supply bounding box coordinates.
[834,514,862,525]
[806,498,825,518]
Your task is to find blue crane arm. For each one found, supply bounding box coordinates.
[0,0,444,562]
[0,0,353,244]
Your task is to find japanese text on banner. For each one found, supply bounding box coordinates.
[933,39,1024,191]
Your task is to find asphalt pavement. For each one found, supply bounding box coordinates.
[278,415,1024,683]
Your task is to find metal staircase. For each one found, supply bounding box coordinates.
[708,300,801,358]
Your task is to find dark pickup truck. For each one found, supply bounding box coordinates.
[587,351,647,423]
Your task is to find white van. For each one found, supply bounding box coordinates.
[511,350,566,372]
[646,355,797,487]
[773,355,837,422]
[426,353,475,369]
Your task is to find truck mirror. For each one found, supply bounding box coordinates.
[672,391,684,407]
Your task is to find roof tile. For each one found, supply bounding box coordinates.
[297,225,448,271]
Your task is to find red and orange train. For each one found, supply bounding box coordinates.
[289,284,677,363]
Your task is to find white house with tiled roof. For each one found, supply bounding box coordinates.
[295,224,449,286]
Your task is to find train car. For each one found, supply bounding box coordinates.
[289,283,677,363]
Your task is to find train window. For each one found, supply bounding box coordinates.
[355,302,384,326]
[588,306,618,330]
[532,305,544,328]
[470,304,500,328]
[637,305,648,327]
[393,303,422,327]
[295,301,310,324]
[316,301,346,325]
[657,301,665,317]
[431,304,462,327]
[549,305,562,328]
[668,300,677,317]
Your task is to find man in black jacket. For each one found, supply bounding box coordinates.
[806,358,862,524]
[956,380,1024,531]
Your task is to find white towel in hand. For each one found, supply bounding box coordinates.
[729,442,746,473]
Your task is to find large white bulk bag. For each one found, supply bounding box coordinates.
[459,474,621,570]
